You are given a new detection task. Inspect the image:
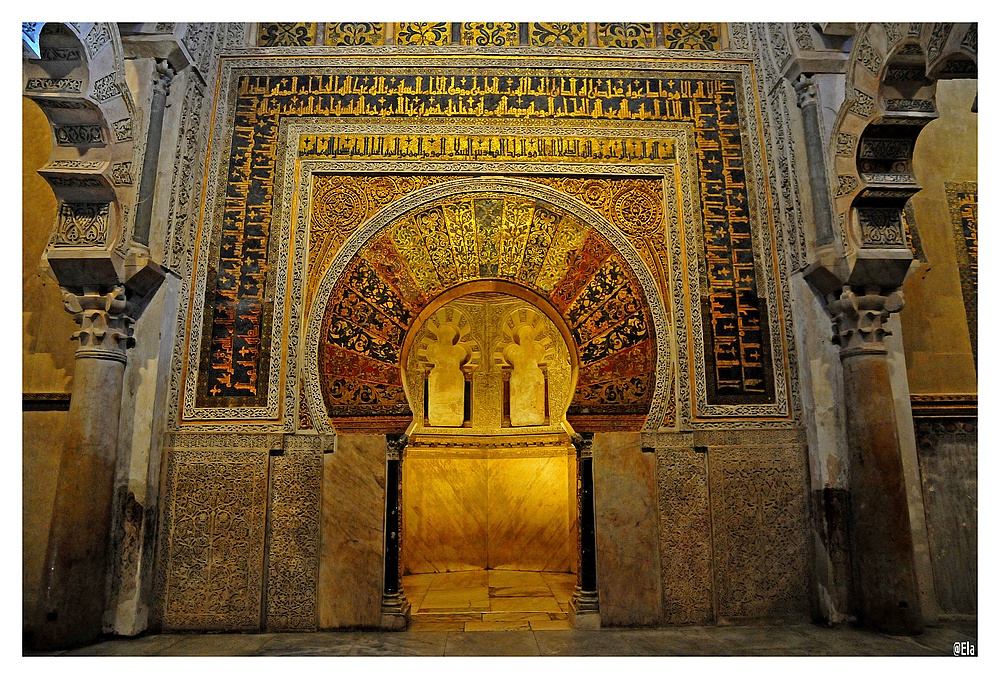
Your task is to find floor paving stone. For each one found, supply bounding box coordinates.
[40,619,979,657]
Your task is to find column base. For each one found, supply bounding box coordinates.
[569,587,600,629]
[379,591,411,631]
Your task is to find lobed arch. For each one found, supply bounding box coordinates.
[22,22,139,289]
[301,176,673,434]
[828,22,976,286]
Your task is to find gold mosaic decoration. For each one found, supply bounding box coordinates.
[325,22,384,46]
[597,23,654,49]
[946,181,977,369]
[461,22,519,46]
[529,22,586,47]
[315,187,657,422]
[662,23,721,50]
[256,23,316,47]
[395,22,451,45]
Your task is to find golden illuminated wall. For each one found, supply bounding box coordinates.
[902,78,978,396]
[22,97,77,628]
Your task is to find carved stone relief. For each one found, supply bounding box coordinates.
[158,448,269,630]
[266,439,322,631]
[424,324,471,427]
[709,443,809,620]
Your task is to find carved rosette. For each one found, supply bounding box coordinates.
[827,285,904,358]
[62,285,135,362]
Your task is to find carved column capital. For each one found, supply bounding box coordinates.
[61,285,135,363]
[153,59,175,98]
[793,73,818,108]
[827,285,905,358]
[572,431,594,458]
[386,433,407,460]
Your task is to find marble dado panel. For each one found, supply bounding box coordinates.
[318,434,386,628]
[403,442,575,574]
[266,440,323,631]
[593,432,662,626]
[157,448,269,631]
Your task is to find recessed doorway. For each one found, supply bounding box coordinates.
[399,287,580,631]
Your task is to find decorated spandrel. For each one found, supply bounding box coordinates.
[196,68,774,411]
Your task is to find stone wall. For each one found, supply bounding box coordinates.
[595,430,811,627]
[914,419,977,615]
[22,97,76,632]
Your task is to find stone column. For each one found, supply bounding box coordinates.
[132,59,174,246]
[380,434,410,630]
[793,74,836,247]
[828,285,923,634]
[569,432,599,629]
[33,286,134,650]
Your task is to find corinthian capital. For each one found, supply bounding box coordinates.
[827,285,904,358]
[61,285,135,362]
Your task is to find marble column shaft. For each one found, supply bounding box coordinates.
[34,287,133,649]
[831,286,923,634]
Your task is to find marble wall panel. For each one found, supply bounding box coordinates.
[318,434,385,628]
[593,432,662,626]
[487,454,573,572]
[402,457,489,573]
[22,410,67,629]
[160,449,269,631]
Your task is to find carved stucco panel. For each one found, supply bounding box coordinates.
[266,440,323,631]
[160,449,269,630]
[708,444,810,620]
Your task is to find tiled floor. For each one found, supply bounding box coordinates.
[402,569,576,631]
[36,618,978,657]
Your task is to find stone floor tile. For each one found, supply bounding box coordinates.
[529,619,572,631]
[490,596,561,613]
[465,620,532,631]
[793,625,936,656]
[430,571,488,589]
[350,630,448,656]
[256,632,359,656]
[412,612,483,621]
[159,632,276,656]
[533,629,647,656]
[702,623,816,651]
[481,612,552,622]
[489,585,553,598]
[444,630,540,656]
[488,570,548,588]
[402,573,435,588]
[60,633,186,656]
[408,621,468,632]
[906,622,978,655]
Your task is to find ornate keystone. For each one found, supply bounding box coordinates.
[62,285,135,362]
[827,285,904,357]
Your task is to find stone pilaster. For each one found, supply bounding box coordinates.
[33,286,134,650]
[827,285,924,634]
[569,432,600,629]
